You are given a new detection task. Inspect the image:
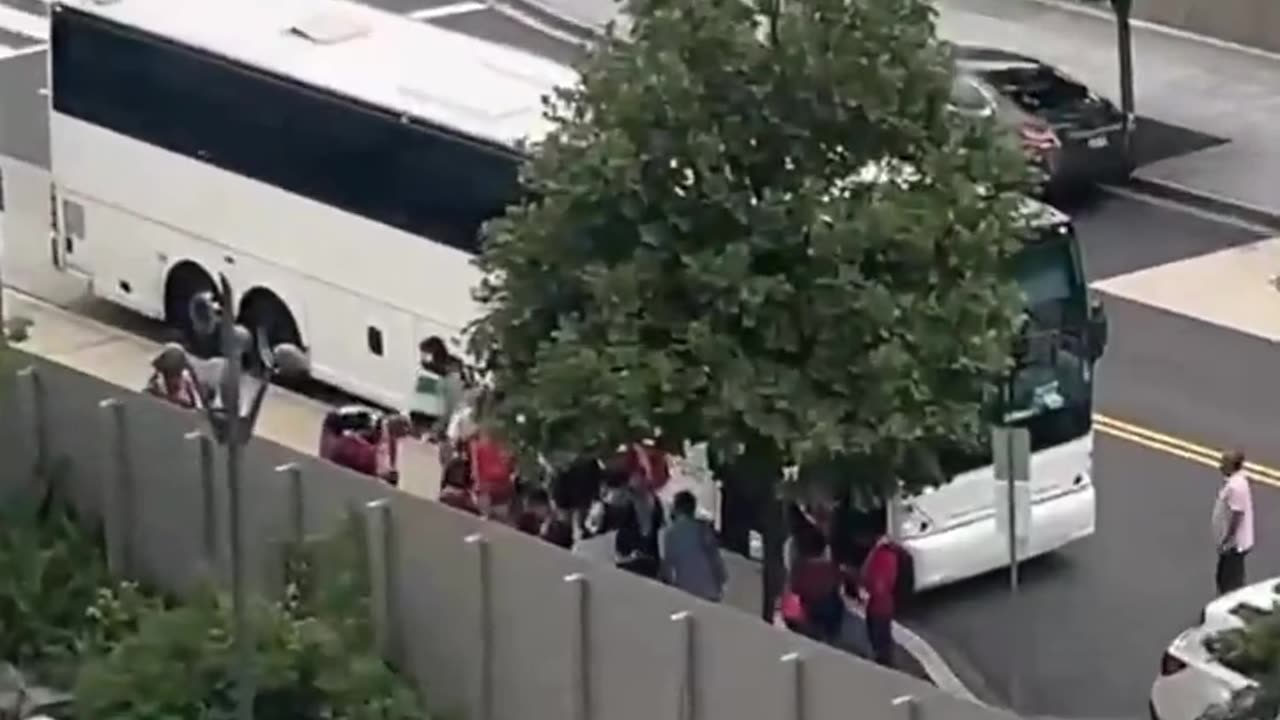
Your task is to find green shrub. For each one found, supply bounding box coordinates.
[75,514,428,720]
[1206,609,1280,680]
[0,491,159,687]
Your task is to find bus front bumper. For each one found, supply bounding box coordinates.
[906,483,1096,592]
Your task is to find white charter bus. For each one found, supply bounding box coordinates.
[46,0,573,407]
[37,0,1105,591]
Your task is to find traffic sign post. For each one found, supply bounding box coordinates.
[992,425,1031,710]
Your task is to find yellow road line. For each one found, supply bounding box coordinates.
[1093,413,1280,487]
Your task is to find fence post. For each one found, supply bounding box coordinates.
[670,611,696,720]
[779,652,805,720]
[15,366,48,480]
[564,573,590,720]
[466,533,492,720]
[98,398,135,578]
[893,695,922,720]
[186,430,220,578]
[364,498,398,663]
[276,463,305,545]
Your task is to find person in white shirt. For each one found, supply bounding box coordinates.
[1212,449,1254,595]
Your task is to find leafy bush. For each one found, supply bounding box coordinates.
[75,514,428,720]
[1206,609,1280,680]
[1203,608,1280,720]
[0,491,159,687]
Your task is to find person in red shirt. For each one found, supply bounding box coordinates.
[629,441,670,492]
[470,428,515,519]
[857,519,900,668]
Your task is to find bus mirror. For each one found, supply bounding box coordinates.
[1087,296,1108,361]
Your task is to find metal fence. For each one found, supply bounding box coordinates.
[0,351,1016,720]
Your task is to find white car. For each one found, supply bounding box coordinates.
[1149,579,1280,720]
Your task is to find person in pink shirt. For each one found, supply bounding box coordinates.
[1212,449,1254,595]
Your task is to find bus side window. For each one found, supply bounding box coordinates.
[367,326,384,357]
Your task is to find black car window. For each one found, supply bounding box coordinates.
[980,65,1089,112]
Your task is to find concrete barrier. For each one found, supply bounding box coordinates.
[0,351,1015,720]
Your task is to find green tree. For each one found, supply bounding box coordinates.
[470,0,1033,616]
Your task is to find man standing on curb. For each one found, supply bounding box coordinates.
[1212,449,1254,595]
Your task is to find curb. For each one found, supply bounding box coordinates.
[1116,175,1280,231]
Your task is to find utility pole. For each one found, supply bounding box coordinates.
[1112,0,1137,168]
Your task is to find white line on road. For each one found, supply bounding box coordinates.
[408,2,488,20]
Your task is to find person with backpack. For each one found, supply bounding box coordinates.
[783,525,845,644]
[856,515,910,668]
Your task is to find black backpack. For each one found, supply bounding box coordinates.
[891,543,916,607]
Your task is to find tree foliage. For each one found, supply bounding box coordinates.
[1204,607,1280,720]
[470,0,1033,493]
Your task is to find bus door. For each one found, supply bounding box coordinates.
[51,188,90,277]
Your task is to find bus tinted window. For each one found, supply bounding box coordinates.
[50,7,520,254]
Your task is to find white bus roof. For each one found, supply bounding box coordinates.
[54,0,580,149]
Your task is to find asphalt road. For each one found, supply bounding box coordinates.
[903,191,1278,718]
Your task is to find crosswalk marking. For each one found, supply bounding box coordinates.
[0,2,44,41]
[1094,236,1280,343]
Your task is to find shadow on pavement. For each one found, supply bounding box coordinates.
[899,552,1072,707]
[1131,116,1228,168]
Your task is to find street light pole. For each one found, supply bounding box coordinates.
[163,276,307,720]
[1112,0,1137,167]
[211,275,253,720]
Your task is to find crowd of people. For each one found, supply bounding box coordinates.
[147,334,908,669]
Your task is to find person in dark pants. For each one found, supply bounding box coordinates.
[857,515,899,668]
[552,455,604,533]
[1213,449,1254,595]
[615,468,665,579]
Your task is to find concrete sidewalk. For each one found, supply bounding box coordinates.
[936,0,1280,222]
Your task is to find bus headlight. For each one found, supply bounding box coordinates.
[899,501,936,538]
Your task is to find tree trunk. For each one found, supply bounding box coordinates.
[714,440,786,621]
[759,490,786,622]
[718,477,752,555]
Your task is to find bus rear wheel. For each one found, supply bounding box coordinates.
[238,292,304,379]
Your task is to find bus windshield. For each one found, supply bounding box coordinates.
[1004,221,1091,426]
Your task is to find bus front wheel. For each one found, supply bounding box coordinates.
[165,265,219,358]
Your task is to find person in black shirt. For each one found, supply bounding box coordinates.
[551,455,604,533]
[615,471,665,579]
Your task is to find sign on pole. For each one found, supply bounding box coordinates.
[992,426,1032,546]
